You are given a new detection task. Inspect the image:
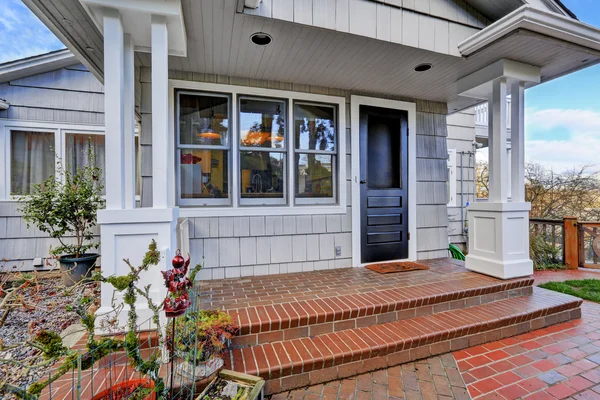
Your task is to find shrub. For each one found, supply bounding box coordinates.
[530,233,563,270]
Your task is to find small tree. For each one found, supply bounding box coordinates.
[18,143,104,258]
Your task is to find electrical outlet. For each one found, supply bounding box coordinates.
[335,246,342,257]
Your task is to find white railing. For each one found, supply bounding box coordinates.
[474,100,512,129]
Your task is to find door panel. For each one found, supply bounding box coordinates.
[360,106,409,263]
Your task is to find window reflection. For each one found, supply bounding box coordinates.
[240,98,286,149]
[240,152,285,200]
[179,93,229,146]
[296,154,334,198]
[180,149,228,199]
[295,104,335,151]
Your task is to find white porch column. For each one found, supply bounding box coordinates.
[151,15,170,209]
[511,82,526,202]
[102,8,125,210]
[123,34,136,209]
[457,59,538,279]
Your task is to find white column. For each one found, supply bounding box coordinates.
[487,95,494,199]
[151,15,170,209]
[123,34,136,209]
[103,8,125,210]
[489,78,509,202]
[511,82,526,202]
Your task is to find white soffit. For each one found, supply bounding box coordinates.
[457,59,541,99]
[80,0,187,57]
[459,6,600,57]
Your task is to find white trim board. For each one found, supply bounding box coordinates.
[168,79,347,218]
[350,95,417,268]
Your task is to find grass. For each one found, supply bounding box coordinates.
[538,279,600,303]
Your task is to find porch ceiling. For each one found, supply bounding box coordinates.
[24,0,600,112]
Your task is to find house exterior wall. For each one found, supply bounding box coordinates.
[0,64,105,270]
[139,68,449,279]
[245,0,487,57]
[446,108,477,250]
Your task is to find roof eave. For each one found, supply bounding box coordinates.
[459,6,600,57]
[0,49,79,84]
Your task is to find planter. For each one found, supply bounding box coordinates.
[92,379,155,400]
[176,355,224,380]
[196,369,264,400]
[59,253,99,287]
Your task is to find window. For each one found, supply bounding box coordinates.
[177,92,230,206]
[447,149,457,207]
[239,97,287,206]
[294,103,337,204]
[66,133,106,194]
[10,130,55,195]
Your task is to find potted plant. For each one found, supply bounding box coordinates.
[19,143,104,286]
[169,309,238,380]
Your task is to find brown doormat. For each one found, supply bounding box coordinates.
[365,261,429,274]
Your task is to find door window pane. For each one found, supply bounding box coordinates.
[66,133,105,193]
[179,93,229,146]
[367,116,401,189]
[10,131,55,195]
[240,98,286,149]
[296,154,334,198]
[180,149,228,199]
[294,104,335,151]
[240,152,285,202]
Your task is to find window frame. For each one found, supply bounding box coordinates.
[238,95,289,207]
[169,80,347,217]
[447,148,457,207]
[0,120,140,201]
[293,101,338,205]
[175,90,232,207]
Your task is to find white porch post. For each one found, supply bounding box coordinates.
[96,9,179,331]
[151,15,170,209]
[457,59,538,279]
[511,82,526,202]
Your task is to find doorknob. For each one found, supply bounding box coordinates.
[360,180,367,184]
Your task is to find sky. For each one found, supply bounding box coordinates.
[1,0,600,172]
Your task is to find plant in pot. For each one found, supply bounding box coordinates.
[19,143,104,286]
[168,309,238,380]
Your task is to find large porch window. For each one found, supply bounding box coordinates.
[175,88,341,210]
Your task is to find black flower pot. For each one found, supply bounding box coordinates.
[59,253,100,287]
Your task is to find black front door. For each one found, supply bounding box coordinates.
[359,106,409,264]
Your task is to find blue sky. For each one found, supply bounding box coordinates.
[1,0,599,172]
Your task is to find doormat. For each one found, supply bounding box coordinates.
[365,261,429,274]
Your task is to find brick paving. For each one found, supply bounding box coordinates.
[269,354,469,400]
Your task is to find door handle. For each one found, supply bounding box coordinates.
[360,180,367,184]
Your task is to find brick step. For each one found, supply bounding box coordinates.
[228,288,582,395]
[229,276,534,347]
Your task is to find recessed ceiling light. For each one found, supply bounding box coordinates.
[250,32,272,46]
[414,63,433,72]
[85,47,95,53]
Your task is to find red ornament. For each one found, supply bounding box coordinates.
[161,250,193,318]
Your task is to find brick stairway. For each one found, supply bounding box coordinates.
[195,260,584,395]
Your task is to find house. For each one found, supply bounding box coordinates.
[8,0,600,394]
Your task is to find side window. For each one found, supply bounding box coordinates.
[447,149,457,207]
[10,130,55,195]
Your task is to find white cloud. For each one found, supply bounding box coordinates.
[522,108,600,172]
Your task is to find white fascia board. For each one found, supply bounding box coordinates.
[0,49,78,84]
[81,0,187,57]
[459,5,600,56]
[457,59,541,99]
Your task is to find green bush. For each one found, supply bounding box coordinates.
[529,233,564,270]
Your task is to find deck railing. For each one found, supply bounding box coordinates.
[529,216,600,269]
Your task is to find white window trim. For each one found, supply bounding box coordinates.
[293,101,338,206]
[0,119,141,201]
[168,80,347,217]
[448,148,457,207]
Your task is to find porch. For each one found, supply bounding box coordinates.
[196,259,582,395]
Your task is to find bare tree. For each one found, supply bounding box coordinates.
[475,161,600,220]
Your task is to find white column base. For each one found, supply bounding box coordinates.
[96,207,179,334]
[466,202,533,279]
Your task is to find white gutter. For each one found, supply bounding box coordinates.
[459,6,600,56]
[0,49,78,84]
